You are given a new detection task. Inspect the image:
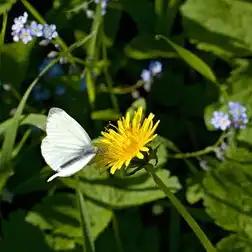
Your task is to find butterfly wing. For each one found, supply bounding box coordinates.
[41,108,96,180]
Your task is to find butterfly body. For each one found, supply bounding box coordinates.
[41,107,97,182]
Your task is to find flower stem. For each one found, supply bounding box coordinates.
[112,212,124,252]
[144,165,216,252]
[76,177,95,252]
[168,132,226,159]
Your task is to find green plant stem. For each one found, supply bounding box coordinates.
[112,212,124,252]
[155,0,163,33]
[144,165,216,252]
[84,3,102,108]
[168,132,226,159]
[101,24,119,112]
[0,12,7,67]
[0,12,7,47]
[76,177,95,252]
[166,0,181,35]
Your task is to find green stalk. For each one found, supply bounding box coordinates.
[83,3,103,108]
[144,165,216,252]
[76,177,95,252]
[168,132,226,159]
[166,0,181,35]
[101,23,119,112]
[0,12,8,67]
[112,212,124,252]
[155,0,163,33]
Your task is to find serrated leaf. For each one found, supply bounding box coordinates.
[217,233,252,252]
[26,193,112,244]
[203,160,252,234]
[62,164,181,208]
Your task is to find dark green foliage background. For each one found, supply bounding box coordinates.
[1,0,252,251]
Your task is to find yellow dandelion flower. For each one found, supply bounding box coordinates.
[95,107,160,174]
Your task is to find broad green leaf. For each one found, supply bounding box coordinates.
[0,42,34,90]
[217,234,252,252]
[156,35,217,83]
[91,109,121,120]
[180,0,252,58]
[0,0,16,14]
[62,165,181,208]
[26,193,112,246]
[124,34,177,59]
[203,160,252,233]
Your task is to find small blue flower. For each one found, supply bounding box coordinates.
[211,111,231,131]
[55,85,66,95]
[141,69,151,82]
[228,101,248,129]
[228,101,246,117]
[149,61,162,76]
[43,24,58,40]
[30,21,43,37]
[19,28,33,44]
[11,12,29,42]
[39,59,64,77]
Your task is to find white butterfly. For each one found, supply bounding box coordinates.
[41,107,97,182]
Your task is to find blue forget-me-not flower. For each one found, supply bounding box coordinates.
[228,101,248,129]
[141,61,162,92]
[210,101,248,131]
[211,111,231,131]
[29,21,43,37]
[11,12,58,44]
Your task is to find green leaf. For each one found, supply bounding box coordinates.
[217,234,252,252]
[0,42,34,90]
[126,98,146,116]
[0,0,16,14]
[0,58,58,193]
[62,165,181,208]
[91,109,121,120]
[124,34,177,59]
[203,160,252,233]
[76,188,95,252]
[26,193,112,246]
[156,35,217,83]
[181,0,252,58]
[186,183,204,205]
